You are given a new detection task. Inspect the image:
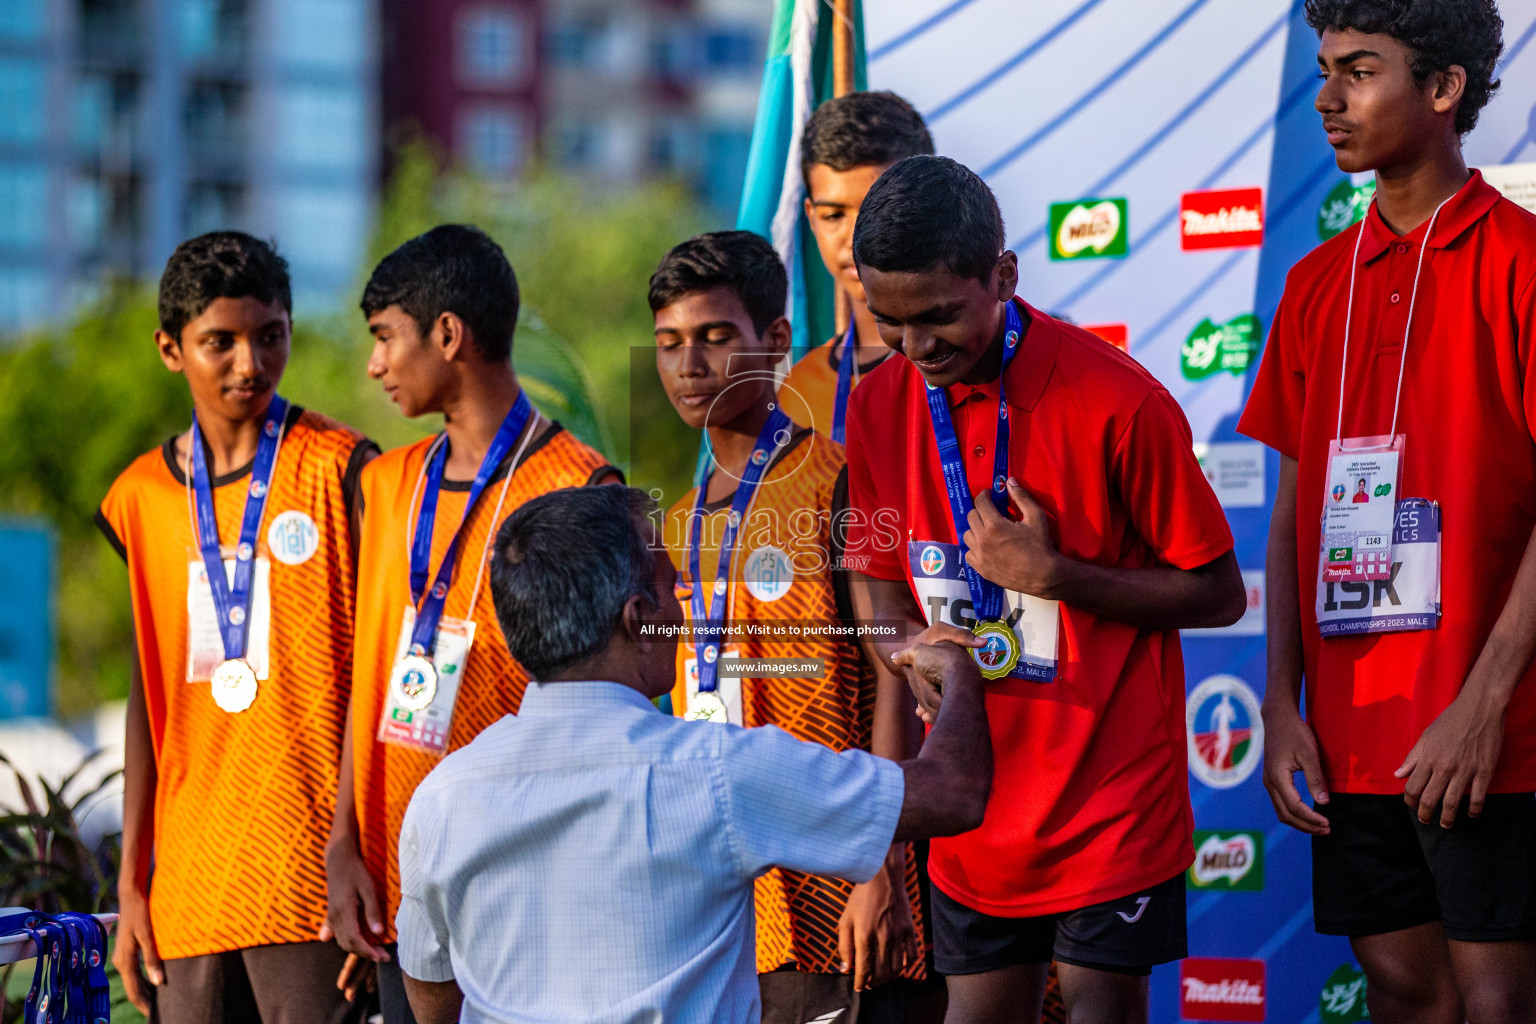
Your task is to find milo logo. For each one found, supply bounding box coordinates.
[1182,314,1260,380]
[1319,963,1370,1024]
[1049,198,1129,260]
[1318,177,1377,240]
[1188,831,1263,890]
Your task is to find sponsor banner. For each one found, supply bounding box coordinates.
[1188,829,1264,890]
[1084,323,1129,352]
[1182,314,1260,380]
[1193,440,1265,508]
[1318,174,1377,240]
[1319,962,1370,1024]
[1181,958,1266,1022]
[1187,674,1264,789]
[1049,198,1129,260]
[1185,570,1264,638]
[1181,187,1265,249]
[1482,161,1536,215]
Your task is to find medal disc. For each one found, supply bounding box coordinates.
[970,620,1021,680]
[685,690,730,724]
[211,659,259,713]
[391,654,439,712]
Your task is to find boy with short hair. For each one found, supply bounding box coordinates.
[100,231,376,1023]
[844,156,1244,1022]
[781,91,934,442]
[649,230,924,1023]
[324,225,619,1024]
[1241,2,1536,1019]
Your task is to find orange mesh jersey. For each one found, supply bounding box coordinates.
[664,428,925,977]
[96,406,373,959]
[778,337,891,438]
[351,423,614,936]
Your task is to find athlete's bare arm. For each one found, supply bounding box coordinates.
[962,478,1246,630]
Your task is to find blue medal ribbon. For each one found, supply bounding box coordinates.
[688,407,791,695]
[923,301,1024,624]
[190,395,289,663]
[831,322,857,445]
[407,390,534,657]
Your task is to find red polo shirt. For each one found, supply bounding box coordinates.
[1240,170,1536,794]
[845,299,1233,916]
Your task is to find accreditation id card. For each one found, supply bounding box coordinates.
[186,548,271,682]
[377,606,475,756]
[906,540,1059,682]
[1321,434,1404,583]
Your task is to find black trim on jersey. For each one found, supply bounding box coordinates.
[159,402,307,487]
[95,508,127,563]
[698,425,814,513]
[439,420,564,492]
[343,439,380,523]
[585,464,625,487]
[829,464,854,626]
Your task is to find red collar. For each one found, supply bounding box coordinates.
[1355,168,1501,264]
[942,298,1060,414]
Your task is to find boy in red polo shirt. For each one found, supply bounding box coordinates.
[1240,2,1536,1020]
[843,154,1244,1022]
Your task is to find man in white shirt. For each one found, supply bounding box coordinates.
[394,484,992,1024]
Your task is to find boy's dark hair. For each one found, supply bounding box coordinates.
[1305,0,1503,134]
[852,156,1004,285]
[647,230,787,337]
[490,486,660,679]
[158,231,291,342]
[801,91,935,188]
[360,224,520,362]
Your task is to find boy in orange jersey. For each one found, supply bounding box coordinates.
[99,232,377,1023]
[780,91,933,443]
[650,230,923,1024]
[323,224,620,1024]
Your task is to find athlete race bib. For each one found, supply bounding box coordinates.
[1317,497,1440,636]
[907,541,1059,682]
[186,550,271,682]
[378,606,475,755]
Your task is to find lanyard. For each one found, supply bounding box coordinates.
[924,301,1024,623]
[189,395,289,662]
[831,322,857,444]
[688,407,791,694]
[1334,194,1451,449]
[406,390,534,657]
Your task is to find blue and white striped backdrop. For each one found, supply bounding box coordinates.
[868,2,1536,1020]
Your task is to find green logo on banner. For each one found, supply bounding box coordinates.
[1319,963,1370,1023]
[1182,314,1260,380]
[1188,831,1263,890]
[1049,198,1129,260]
[1318,178,1377,240]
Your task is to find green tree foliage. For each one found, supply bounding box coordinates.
[0,146,712,714]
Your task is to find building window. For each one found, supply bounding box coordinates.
[459,106,526,179]
[0,59,46,146]
[546,15,603,69]
[0,163,48,248]
[0,0,43,42]
[459,6,527,87]
[703,28,759,72]
[0,267,50,331]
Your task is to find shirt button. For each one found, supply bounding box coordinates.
[972,445,985,458]
[1390,292,1401,304]
[1396,243,1409,254]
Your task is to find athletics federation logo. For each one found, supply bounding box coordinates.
[1180,958,1266,1023]
[1187,675,1264,789]
[1180,188,1265,250]
[919,545,945,576]
[1333,483,1347,502]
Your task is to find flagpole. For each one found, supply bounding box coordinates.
[832,0,855,338]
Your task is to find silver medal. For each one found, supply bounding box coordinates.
[686,690,730,725]
[211,658,259,713]
[391,654,439,712]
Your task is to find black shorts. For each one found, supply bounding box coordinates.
[930,874,1187,977]
[1313,792,1536,942]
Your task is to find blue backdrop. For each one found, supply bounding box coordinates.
[867,1,1536,1019]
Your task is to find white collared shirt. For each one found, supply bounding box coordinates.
[396,680,903,1024]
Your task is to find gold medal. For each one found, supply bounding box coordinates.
[211,658,259,713]
[685,690,730,724]
[391,654,439,712]
[970,620,1021,680]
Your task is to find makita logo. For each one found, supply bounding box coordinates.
[1180,188,1265,250]
[1184,978,1264,1004]
[1180,958,1266,1022]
